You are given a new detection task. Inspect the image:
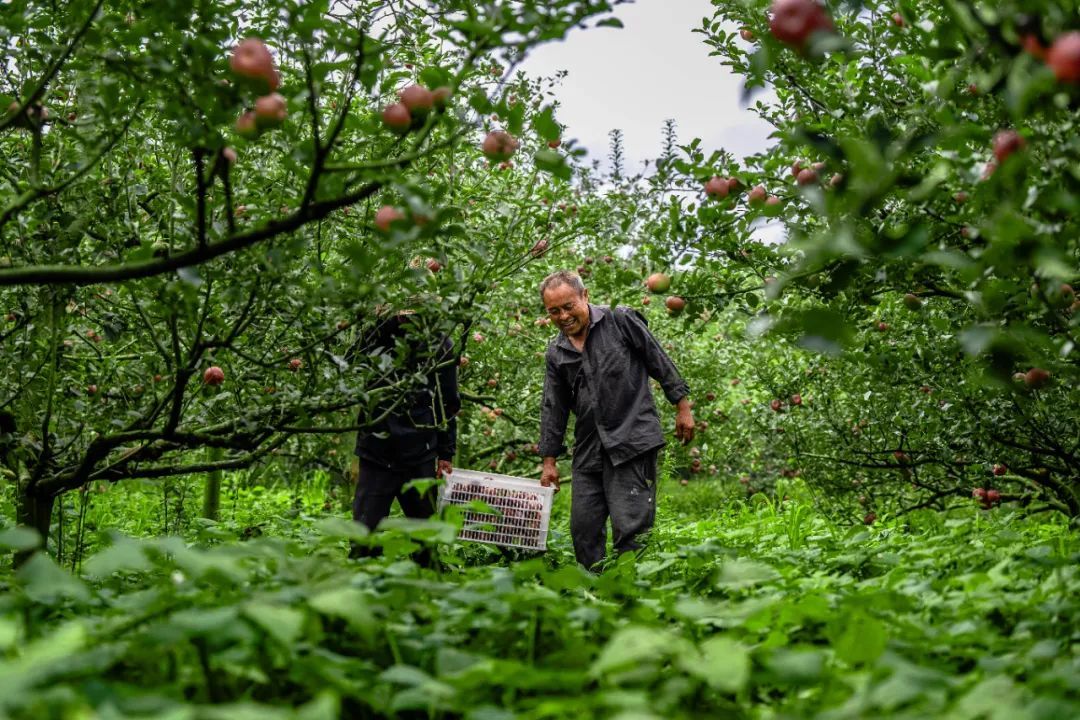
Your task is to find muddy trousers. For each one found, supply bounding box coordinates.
[350,458,437,565]
[570,448,658,571]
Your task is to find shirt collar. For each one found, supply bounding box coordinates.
[555,304,605,352]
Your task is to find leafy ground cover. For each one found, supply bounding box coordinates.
[1,473,1076,719]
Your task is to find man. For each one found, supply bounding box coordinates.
[349,309,460,560]
[538,270,694,570]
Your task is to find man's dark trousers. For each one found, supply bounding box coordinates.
[570,448,658,570]
[351,459,437,562]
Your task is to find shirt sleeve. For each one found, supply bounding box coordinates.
[615,307,690,404]
[538,347,571,458]
[434,338,460,460]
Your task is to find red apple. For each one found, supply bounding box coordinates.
[829,172,844,187]
[877,321,889,331]
[374,205,404,232]
[985,489,1001,504]
[426,258,442,273]
[790,393,802,406]
[741,28,755,41]
[704,176,729,199]
[431,86,452,109]
[993,464,1007,476]
[972,487,986,499]
[1024,367,1050,389]
[863,512,876,525]
[222,147,238,165]
[765,195,781,207]
[769,0,834,49]
[705,392,716,401]
[482,130,519,162]
[641,296,651,306]
[893,450,909,464]
[235,111,260,139]
[230,38,280,92]
[548,138,561,148]
[665,296,686,314]
[1047,31,1080,82]
[203,366,225,386]
[770,399,783,412]
[903,293,923,310]
[382,103,412,133]
[1021,33,1046,59]
[646,272,671,293]
[891,12,904,27]
[796,168,818,185]
[254,92,287,129]
[992,130,1026,163]
[748,185,767,204]
[399,84,434,114]
[87,384,98,395]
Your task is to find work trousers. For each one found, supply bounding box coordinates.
[570,448,659,570]
[350,458,437,563]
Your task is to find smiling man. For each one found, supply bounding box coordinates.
[537,270,694,570]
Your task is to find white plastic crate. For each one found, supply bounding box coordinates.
[439,468,554,550]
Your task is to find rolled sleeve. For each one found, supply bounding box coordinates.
[538,349,571,457]
[616,308,689,404]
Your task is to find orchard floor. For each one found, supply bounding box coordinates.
[1,470,1078,719]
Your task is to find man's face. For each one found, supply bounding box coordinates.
[542,283,590,338]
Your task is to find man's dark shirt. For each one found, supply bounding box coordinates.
[352,315,460,471]
[539,304,689,471]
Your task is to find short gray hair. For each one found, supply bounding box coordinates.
[539,270,586,299]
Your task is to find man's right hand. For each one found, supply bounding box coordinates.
[540,457,561,493]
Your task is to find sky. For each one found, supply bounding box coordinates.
[517,0,777,176]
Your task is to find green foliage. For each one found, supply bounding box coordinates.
[0,479,1077,718]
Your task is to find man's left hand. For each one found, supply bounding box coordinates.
[675,399,695,444]
[437,459,453,478]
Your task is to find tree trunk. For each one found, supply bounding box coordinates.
[201,447,224,521]
[14,488,54,568]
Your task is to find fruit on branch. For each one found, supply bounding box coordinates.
[748,185,767,204]
[992,130,1026,163]
[863,512,876,525]
[790,160,803,178]
[796,168,818,185]
[765,195,781,207]
[740,28,755,41]
[288,358,302,371]
[790,393,802,406]
[229,38,280,93]
[382,103,412,133]
[547,138,561,148]
[87,384,98,395]
[1047,31,1080,82]
[1021,34,1047,59]
[829,172,844,187]
[374,205,404,232]
[705,392,716,401]
[399,84,434,115]
[254,93,287,128]
[529,238,549,257]
[877,321,889,332]
[891,12,904,27]
[768,0,834,49]
[426,258,443,273]
[646,273,671,293]
[482,130,520,162]
[1023,367,1050,389]
[903,293,923,311]
[993,464,1007,476]
[665,296,686,314]
[6,101,49,129]
[704,176,729,198]
[222,147,238,165]
[203,366,225,386]
[431,86,452,108]
[770,399,783,412]
[235,111,260,139]
[985,489,1000,504]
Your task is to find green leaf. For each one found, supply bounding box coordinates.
[243,603,307,648]
[531,106,560,142]
[0,526,41,551]
[715,558,780,590]
[595,18,624,28]
[16,553,91,605]
[590,626,683,678]
[82,537,153,577]
[682,635,750,693]
[534,150,572,181]
[308,587,376,641]
[833,611,887,665]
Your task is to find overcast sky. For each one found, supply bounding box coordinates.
[518,0,776,175]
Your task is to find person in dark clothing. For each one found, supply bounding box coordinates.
[349,309,460,560]
[537,270,695,570]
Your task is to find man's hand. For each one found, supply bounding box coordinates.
[540,456,561,493]
[437,459,453,479]
[674,397,695,444]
